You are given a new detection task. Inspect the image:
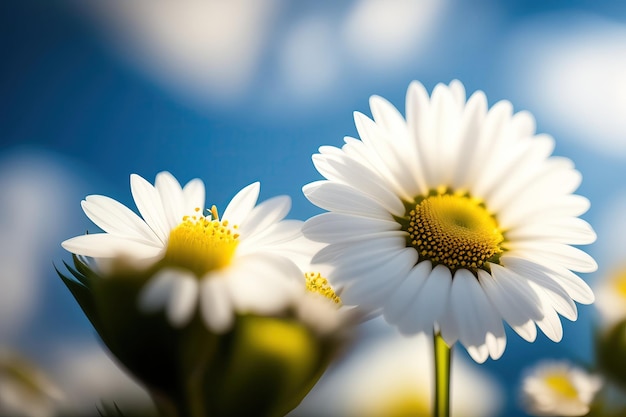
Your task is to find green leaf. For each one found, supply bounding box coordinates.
[55,264,103,334]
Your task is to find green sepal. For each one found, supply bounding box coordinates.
[55,262,100,332]
[56,257,349,417]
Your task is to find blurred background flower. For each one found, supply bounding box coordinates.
[291,325,503,417]
[520,360,602,416]
[2,0,626,415]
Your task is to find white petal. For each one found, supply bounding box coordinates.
[451,269,505,363]
[166,274,199,327]
[339,248,417,309]
[427,83,461,186]
[500,195,590,230]
[227,254,301,314]
[448,79,467,104]
[496,159,582,218]
[239,219,304,253]
[509,243,597,273]
[312,153,405,216]
[532,288,564,342]
[484,136,555,212]
[303,181,393,220]
[506,218,597,245]
[222,182,260,227]
[155,171,186,230]
[465,100,514,195]
[313,235,410,278]
[438,308,460,347]
[303,212,399,243]
[479,267,541,342]
[366,97,423,199]
[546,265,595,305]
[502,255,578,320]
[200,277,234,333]
[130,173,169,244]
[398,265,452,335]
[138,269,179,313]
[370,94,407,135]
[62,233,163,259]
[81,195,160,245]
[450,90,488,190]
[239,195,291,238]
[404,81,431,195]
[182,178,206,213]
[354,112,413,200]
[384,261,432,324]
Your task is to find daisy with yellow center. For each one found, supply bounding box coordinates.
[594,266,626,326]
[62,172,306,332]
[521,360,602,416]
[303,80,597,363]
[295,332,503,417]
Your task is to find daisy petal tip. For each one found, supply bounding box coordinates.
[155,170,176,182]
[167,308,193,328]
[203,310,232,335]
[467,345,489,364]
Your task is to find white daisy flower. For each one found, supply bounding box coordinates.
[594,266,626,326]
[294,330,503,417]
[521,360,602,416]
[0,350,64,417]
[62,172,305,332]
[302,80,597,363]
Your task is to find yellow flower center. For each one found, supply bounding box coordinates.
[305,272,341,304]
[406,193,504,272]
[365,387,429,417]
[613,270,626,298]
[164,206,239,277]
[545,373,579,399]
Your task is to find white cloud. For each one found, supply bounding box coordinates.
[0,151,82,341]
[278,15,341,100]
[74,1,450,110]
[273,0,448,105]
[80,0,280,106]
[342,0,446,71]
[502,13,626,157]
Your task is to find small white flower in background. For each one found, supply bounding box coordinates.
[0,350,64,417]
[594,266,626,326]
[521,360,602,416]
[303,80,597,363]
[292,329,503,417]
[62,172,307,332]
[50,342,153,415]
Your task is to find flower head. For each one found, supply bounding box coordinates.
[521,360,602,416]
[0,350,64,417]
[62,172,305,332]
[595,266,626,327]
[295,331,503,417]
[303,80,597,362]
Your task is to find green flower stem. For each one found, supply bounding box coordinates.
[433,332,452,417]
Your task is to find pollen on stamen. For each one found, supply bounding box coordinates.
[210,205,219,220]
[163,209,240,277]
[405,193,504,273]
[305,272,341,304]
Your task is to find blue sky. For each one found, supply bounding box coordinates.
[2,1,626,415]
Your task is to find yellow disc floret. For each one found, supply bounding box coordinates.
[545,373,579,399]
[613,269,626,299]
[164,206,239,277]
[305,272,341,304]
[407,193,503,273]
